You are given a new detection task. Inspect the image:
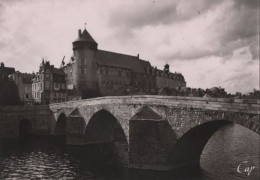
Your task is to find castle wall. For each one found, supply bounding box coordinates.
[97,65,131,96]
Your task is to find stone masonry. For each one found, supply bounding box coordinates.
[0,95,259,170]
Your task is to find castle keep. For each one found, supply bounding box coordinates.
[63,28,186,98]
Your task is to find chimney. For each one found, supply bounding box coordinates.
[78,29,82,38]
[137,54,139,59]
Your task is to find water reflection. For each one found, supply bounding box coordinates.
[0,124,259,180]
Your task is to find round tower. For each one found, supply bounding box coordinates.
[72,28,98,98]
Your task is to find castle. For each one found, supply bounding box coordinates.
[62,28,186,98]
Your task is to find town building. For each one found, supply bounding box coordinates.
[0,62,15,81]
[62,28,186,98]
[32,60,67,104]
[10,71,34,106]
[0,62,21,106]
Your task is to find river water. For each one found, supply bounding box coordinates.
[0,124,259,180]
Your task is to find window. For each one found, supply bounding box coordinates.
[106,70,108,75]
[46,73,49,80]
[81,58,85,65]
[80,67,84,74]
[45,81,50,90]
[118,71,121,76]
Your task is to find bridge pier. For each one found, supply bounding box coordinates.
[66,109,86,145]
[129,106,178,170]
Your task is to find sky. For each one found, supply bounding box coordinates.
[0,0,259,93]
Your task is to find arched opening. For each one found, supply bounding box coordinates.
[85,109,127,144]
[168,120,232,168]
[54,113,67,136]
[19,119,32,137]
[84,109,128,170]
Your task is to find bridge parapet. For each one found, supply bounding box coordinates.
[49,95,260,115]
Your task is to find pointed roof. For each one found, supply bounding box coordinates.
[74,28,97,44]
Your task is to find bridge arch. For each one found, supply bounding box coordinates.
[19,119,33,137]
[54,113,67,136]
[167,120,233,168]
[84,109,128,144]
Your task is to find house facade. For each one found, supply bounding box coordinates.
[32,61,67,104]
[10,72,34,106]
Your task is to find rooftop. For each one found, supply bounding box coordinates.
[96,49,151,73]
[74,28,97,44]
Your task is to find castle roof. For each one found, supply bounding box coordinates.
[96,50,151,73]
[74,28,97,44]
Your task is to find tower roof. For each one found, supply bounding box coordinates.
[74,28,97,44]
[73,28,98,50]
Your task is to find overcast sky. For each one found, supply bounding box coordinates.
[0,0,259,93]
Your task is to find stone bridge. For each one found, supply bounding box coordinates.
[49,95,259,170]
[0,95,259,170]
